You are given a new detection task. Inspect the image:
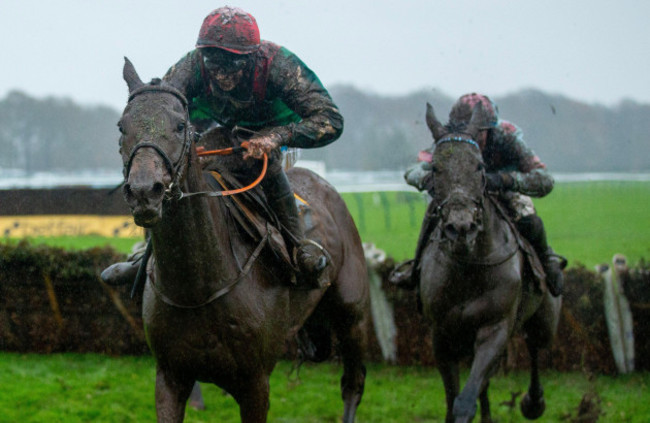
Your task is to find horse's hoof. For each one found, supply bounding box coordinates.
[453,396,477,421]
[520,392,545,420]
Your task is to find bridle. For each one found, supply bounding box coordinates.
[433,135,486,218]
[123,83,193,201]
[432,136,519,266]
[122,83,267,200]
[122,83,271,308]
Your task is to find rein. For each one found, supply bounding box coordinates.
[180,140,268,199]
[149,230,270,309]
[124,84,267,200]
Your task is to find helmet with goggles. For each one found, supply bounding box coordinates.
[196,6,260,54]
[449,93,499,129]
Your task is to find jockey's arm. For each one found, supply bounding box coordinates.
[267,51,343,149]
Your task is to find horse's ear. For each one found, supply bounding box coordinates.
[425,102,447,141]
[123,57,144,93]
[466,103,487,139]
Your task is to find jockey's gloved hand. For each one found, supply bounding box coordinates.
[404,161,433,191]
[485,172,515,192]
[244,133,282,160]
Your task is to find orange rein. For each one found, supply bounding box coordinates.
[195,141,268,197]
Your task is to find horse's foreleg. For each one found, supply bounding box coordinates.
[438,359,460,423]
[155,367,195,423]
[433,333,461,423]
[453,320,509,423]
[336,319,367,423]
[232,375,271,423]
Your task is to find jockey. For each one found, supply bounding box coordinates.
[394,93,567,296]
[102,6,342,288]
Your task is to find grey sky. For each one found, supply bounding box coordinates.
[1,0,648,111]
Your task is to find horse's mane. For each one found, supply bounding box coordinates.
[444,121,468,134]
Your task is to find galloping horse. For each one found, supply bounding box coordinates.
[419,103,561,423]
[118,58,368,423]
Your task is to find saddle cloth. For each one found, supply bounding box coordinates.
[204,170,313,271]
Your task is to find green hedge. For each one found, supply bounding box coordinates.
[2,240,650,375]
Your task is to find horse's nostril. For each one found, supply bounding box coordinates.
[123,184,134,201]
[445,224,459,240]
[152,182,165,198]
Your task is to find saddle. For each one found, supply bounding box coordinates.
[202,168,314,276]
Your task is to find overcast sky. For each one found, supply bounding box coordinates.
[1,0,648,111]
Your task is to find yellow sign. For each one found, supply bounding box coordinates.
[0,215,144,238]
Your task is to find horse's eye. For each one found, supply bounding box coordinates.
[477,163,485,172]
[430,165,439,173]
[176,122,186,133]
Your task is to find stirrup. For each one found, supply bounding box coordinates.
[293,239,330,289]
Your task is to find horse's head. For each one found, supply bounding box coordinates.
[118,58,193,227]
[425,102,488,251]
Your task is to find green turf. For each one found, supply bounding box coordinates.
[1,353,648,422]
[342,181,650,269]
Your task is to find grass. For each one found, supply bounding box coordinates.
[1,353,649,422]
[341,181,650,269]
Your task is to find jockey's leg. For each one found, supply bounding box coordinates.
[389,199,438,290]
[262,153,327,286]
[100,239,148,287]
[515,214,567,297]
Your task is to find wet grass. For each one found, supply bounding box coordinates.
[341,181,650,269]
[1,353,649,422]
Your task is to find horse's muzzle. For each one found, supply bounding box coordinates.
[442,209,480,251]
[123,180,165,227]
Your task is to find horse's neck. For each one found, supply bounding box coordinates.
[475,196,514,257]
[149,162,239,296]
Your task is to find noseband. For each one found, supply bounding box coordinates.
[123,83,193,200]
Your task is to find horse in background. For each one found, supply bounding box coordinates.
[418,103,562,423]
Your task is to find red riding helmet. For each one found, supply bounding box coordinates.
[196,6,260,54]
[449,93,499,129]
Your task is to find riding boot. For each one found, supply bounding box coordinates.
[389,202,438,290]
[100,241,150,297]
[516,214,567,297]
[263,154,327,287]
[272,191,328,286]
[100,261,140,286]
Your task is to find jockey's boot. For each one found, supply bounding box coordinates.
[516,214,567,297]
[542,247,568,297]
[388,207,438,290]
[100,261,139,286]
[271,190,328,288]
[100,242,149,288]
